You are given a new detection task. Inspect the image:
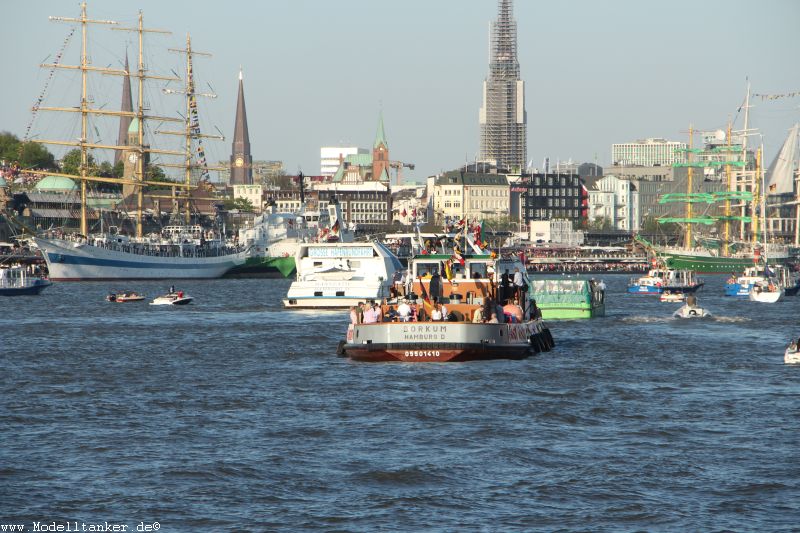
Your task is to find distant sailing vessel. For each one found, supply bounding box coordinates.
[27,3,247,280]
[641,86,797,273]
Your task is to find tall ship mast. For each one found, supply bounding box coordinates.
[26,2,248,280]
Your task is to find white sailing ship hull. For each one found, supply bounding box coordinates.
[34,237,246,280]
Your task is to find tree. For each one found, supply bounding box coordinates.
[223,197,254,212]
[0,131,56,170]
[60,149,96,176]
[588,216,613,230]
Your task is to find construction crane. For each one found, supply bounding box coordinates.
[388,161,415,186]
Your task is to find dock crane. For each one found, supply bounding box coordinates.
[388,161,415,185]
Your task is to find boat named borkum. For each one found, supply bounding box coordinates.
[338,233,554,362]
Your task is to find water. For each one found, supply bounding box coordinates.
[2,275,799,531]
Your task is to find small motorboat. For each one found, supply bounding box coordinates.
[785,343,800,364]
[673,304,711,319]
[106,291,145,302]
[150,292,193,306]
[749,281,782,303]
[660,290,685,303]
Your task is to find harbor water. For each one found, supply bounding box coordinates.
[2,274,799,531]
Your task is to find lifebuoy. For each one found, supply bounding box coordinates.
[689,309,698,316]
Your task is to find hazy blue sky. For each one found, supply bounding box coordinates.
[2,0,798,182]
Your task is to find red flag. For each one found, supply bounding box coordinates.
[402,208,407,217]
[411,208,417,217]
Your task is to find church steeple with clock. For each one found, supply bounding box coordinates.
[229,68,253,185]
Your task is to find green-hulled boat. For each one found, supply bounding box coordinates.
[529,278,605,320]
[225,255,296,278]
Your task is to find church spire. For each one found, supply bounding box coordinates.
[230,66,252,185]
[115,54,133,164]
[372,111,390,182]
[374,111,388,150]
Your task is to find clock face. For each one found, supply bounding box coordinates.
[235,157,244,168]
[127,153,138,164]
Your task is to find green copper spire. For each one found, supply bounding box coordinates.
[373,111,388,149]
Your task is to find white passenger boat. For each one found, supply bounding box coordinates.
[283,241,402,309]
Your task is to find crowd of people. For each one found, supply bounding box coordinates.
[527,262,648,273]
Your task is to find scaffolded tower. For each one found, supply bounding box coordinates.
[479,0,526,172]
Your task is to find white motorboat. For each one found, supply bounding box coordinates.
[150,292,193,306]
[673,304,711,318]
[106,290,146,302]
[749,280,782,303]
[785,343,800,364]
[660,291,686,302]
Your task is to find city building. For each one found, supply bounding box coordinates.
[390,185,427,225]
[612,138,687,167]
[479,0,526,172]
[432,169,509,224]
[229,69,253,185]
[585,174,641,232]
[320,147,368,177]
[233,184,264,213]
[520,173,583,226]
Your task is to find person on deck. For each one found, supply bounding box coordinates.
[397,299,412,322]
[513,268,525,299]
[503,299,523,323]
[686,293,697,307]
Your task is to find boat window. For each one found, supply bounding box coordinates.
[336,291,345,296]
[314,291,323,297]
[469,263,487,278]
[415,262,440,277]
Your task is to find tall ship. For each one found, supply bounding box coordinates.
[641,86,798,273]
[24,3,247,280]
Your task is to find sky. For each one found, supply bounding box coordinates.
[1,0,799,183]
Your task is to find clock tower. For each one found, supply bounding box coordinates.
[121,118,149,199]
[229,68,253,185]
